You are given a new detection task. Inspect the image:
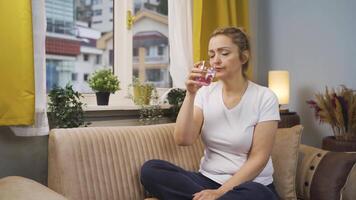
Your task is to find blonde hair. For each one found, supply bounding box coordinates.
[210,26,250,78]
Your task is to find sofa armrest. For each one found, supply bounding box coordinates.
[296,144,328,199]
[0,176,67,200]
[296,144,356,200]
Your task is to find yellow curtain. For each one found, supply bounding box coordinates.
[193,0,252,78]
[0,1,35,126]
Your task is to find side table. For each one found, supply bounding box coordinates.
[278,112,300,128]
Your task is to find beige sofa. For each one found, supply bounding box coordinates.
[1,123,355,200]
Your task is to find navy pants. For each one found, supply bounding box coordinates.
[140,159,279,200]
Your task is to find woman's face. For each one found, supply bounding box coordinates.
[208,35,245,80]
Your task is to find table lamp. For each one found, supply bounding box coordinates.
[268,70,290,113]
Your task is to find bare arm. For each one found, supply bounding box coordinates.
[174,62,205,146]
[174,94,203,146]
[193,120,278,199]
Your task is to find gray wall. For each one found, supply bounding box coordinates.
[0,127,48,185]
[250,0,356,146]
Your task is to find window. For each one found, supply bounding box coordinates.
[72,73,78,81]
[109,50,113,66]
[54,20,65,34]
[83,54,89,61]
[46,18,53,32]
[93,0,101,5]
[84,73,89,81]
[92,20,102,24]
[45,0,113,94]
[96,55,101,64]
[44,0,171,104]
[133,48,138,56]
[93,9,102,16]
[158,45,164,56]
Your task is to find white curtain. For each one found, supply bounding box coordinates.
[168,0,193,88]
[10,0,49,136]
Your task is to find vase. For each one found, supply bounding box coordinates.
[133,85,152,105]
[96,92,110,105]
[322,136,356,152]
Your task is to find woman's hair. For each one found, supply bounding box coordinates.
[210,26,250,78]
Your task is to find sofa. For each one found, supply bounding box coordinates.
[0,123,355,200]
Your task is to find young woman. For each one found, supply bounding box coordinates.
[140,27,280,200]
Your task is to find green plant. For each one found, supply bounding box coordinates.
[307,85,356,141]
[130,77,155,105]
[166,88,186,120]
[138,87,163,125]
[139,105,164,125]
[88,68,120,93]
[48,84,90,128]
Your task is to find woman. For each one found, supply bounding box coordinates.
[140,27,280,200]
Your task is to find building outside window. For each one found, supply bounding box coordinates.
[44,0,171,102]
[93,9,102,16]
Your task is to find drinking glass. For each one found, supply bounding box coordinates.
[195,61,216,86]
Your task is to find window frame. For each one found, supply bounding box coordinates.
[46,0,171,109]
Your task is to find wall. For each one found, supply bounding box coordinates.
[250,0,356,146]
[0,127,48,185]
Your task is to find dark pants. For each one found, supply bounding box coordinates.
[140,159,279,200]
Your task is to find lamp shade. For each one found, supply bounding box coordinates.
[268,71,290,105]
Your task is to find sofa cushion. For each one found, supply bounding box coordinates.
[271,125,303,199]
[310,151,356,200]
[341,163,356,200]
[0,176,67,200]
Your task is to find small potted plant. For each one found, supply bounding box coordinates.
[166,88,186,121]
[88,68,120,105]
[130,77,154,105]
[138,89,163,125]
[307,85,356,151]
[48,84,90,128]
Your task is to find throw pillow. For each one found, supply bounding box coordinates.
[271,125,303,199]
[341,164,356,200]
[310,152,356,200]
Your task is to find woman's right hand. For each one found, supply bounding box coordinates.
[185,61,204,94]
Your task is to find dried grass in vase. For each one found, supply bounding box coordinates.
[307,85,356,141]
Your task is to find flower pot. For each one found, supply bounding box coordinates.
[322,136,356,152]
[96,92,110,105]
[133,85,152,105]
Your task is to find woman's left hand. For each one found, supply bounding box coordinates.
[192,189,223,200]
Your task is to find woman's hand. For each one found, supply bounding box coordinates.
[185,61,204,95]
[192,189,224,200]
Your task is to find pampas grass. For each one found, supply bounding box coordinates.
[307,85,356,141]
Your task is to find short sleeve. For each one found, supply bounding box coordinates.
[258,90,281,123]
[194,88,204,109]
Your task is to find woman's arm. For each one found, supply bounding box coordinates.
[174,93,204,146]
[174,63,205,146]
[193,120,278,199]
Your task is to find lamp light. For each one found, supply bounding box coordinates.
[268,70,290,112]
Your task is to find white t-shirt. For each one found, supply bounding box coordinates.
[194,80,280,185]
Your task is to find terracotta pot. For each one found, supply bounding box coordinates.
[322,136,356,152]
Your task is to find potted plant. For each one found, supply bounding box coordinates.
[138,89,163,125]
[88,68,120,105]
[166,88,186,121]
[307,85,356,151]
[48,84,90,128]
[130,77,154,105]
